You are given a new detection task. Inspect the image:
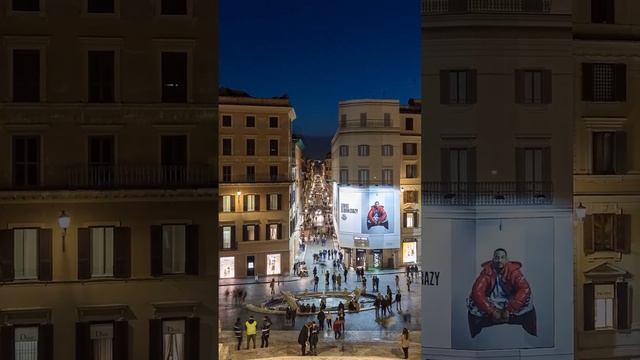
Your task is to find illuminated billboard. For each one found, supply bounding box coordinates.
[337,186,400,249]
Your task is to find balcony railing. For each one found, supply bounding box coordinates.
[422,181,553,206]
[339,119,399,129]
[422,0,551,15]
[67,165,216,189]
[219,174,292,184]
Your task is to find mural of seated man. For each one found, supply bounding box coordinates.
[467,248,537,338]
[366,201,389,230]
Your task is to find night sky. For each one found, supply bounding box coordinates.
[219,0,421,139]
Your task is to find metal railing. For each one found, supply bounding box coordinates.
[219,174,292,184]
[67,165,216,189]
[339,119,399,129]
[422,0,551,14]
[422,181,553,205]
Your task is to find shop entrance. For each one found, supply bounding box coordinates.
[372,250,382,269]
[247,256,255,276]
[356,249,366,268]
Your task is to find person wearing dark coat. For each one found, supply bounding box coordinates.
[298,322,311,356]
[311,303,317,313]
[309,322,319,355]
[233,318,243,350]
[317,310,326,330]
[260,316,272,348]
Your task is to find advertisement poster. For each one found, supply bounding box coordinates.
[337,186,400,249]
[266,254,281,275]
[220,256,235,279]
[402,241,417,263]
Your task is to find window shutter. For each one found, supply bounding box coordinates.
[616,282,630,330]
[114,227,131,278]
[149,319,163,360]
[185,317,200,360]
[582,63,594,101]
[77,228,91,280]
[218,227,224,250]
[75,322,92,360]
[403,213,407,227]
[542,147,552,183]
[38,324,53,360]
[243,195,248,211]
[440,70,449,104]
[606,0,615,24]
[584,215,594,254]
[542,70,552,104]
[0,325,15,360]
[231,226,236,249]
[113,321,129,360]
[185,224,199,275]
[403,191,408,203]
[277,224,282,240]
[614,214,631,254]
[218,196,223,212]
[265,225,270,240]
[440,148,450,183]
[0,230,14,282]
[614,64,626,101]
[150,225,163,276]
[415,213,420,228]
[38,229,52,281]
[614,131,627,174]
[515,147,525,183]
[591,0,599,22]
[514,69,524,104]
[467,69,477,104]
[467,147,477,184]
[254,225,260,241]
[583,283,595,331]
[277,194,282,210]
[230,195,235,212]
[243,225,248,242]
[255,195,260,211]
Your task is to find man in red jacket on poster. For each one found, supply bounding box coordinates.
[367,201,389,230]
[467,248,537,337]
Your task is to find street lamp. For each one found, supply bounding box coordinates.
[57,210,70,252]
[575,202,586,221]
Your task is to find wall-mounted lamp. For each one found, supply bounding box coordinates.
[575,202,586,221]
[57,210,70,252]
[236,191,242,196]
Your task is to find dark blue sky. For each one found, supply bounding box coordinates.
[219,0,421,137]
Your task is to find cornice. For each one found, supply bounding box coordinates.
[0,188,218,203]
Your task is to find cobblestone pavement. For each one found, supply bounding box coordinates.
[219,330,421,360]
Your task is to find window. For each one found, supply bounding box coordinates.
[269,224,279,240]
[222,226,232,249]
[269,116,278,128]
[357,145,369,157]
[592,0,614,23]
[88,51,115,102]
[14,326,39,359]
[12,136,40,187]
[12,0,39,11]
[583,63,626,102]
[405,118,414,131]
[162,224,186,274]
[405,213,415,228]
[382,169,393,185]
[406,164,418,179]
[90,323,114,360]
[441,69,477,105]
[515,70,550,104]
[340,114,347,128]
[222,195,233,212]
[523,148,543,183]
[269,139,279,156]
[269,166,279,181]
[268,193,280,210]
[88,136,115,168]
[245,116,255,127]
[222,138,232,156]
[246,139,255,156]
[222,166,232,182]
[339,169,348,183]
[161,0,187,15]
[246,166,255,182]
[90,227,114,277]
[339,145,349,157]
[246,225,256,241]
[382,145,393,156]
[404,190,418,203]
[449,148,469,183]
[383,113,391,127]
[161,52,187,103]
[359,113,367,127]
[245,194,256,212]
[584,213,631,254]
[450,70,467,104]
[161,135,187,166]
[88,0,114,13]
[12,49,40,102]
[222,115,232,127]
[403,143,417,155]
[13,228,38,279]
[162,320,185,360]
[594,284,614,329]
[358,169,369,184]
[593,131,626,175]
[594,214,615,252]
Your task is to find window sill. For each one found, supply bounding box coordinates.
[586,251,622,261]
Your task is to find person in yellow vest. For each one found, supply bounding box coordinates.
[245,315,258,349]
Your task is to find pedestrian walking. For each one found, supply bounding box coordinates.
[374,296,380,318]
[233,318,243,350]
[396,290,402,311]
[298,322,311,356]
[331,272,336,290]
[343,267,348,282]
[325,311,332,331]
[309,322,319,355]
[317,310,325,330]
[387,294,393,314]
[270,278,275,297]
[313,275,319,291]
[381,296,387,316]
[400,328,410,359]
[336,273,342,290]
[245,316,257,349]
[395,274,400,290]
[406,276,412,293]
[333,318,342,339]
[260,316,272,348]
[387,285,393,300]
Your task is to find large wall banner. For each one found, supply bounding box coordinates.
[337,186,400,249]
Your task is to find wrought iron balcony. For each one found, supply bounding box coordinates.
[422,0,551,15]
[67,165,216,189]
[422,181,553,206]
[219,174,292,184]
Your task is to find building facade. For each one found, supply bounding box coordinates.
[331,99,422,270]
[0,1,218,359]
[573,0,640,358]
[218,89,296,278]
[421,0,575,358]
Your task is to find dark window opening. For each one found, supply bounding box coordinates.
[12,0,39,11]
[161,52,187,103]
[161,0,187,15]
[88,51,115,103]
[13,49,40,102]
[88,0,114,13]
[12,136,40,187]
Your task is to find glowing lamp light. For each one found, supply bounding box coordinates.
[575,203,586,220]
[58,210,70,252]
